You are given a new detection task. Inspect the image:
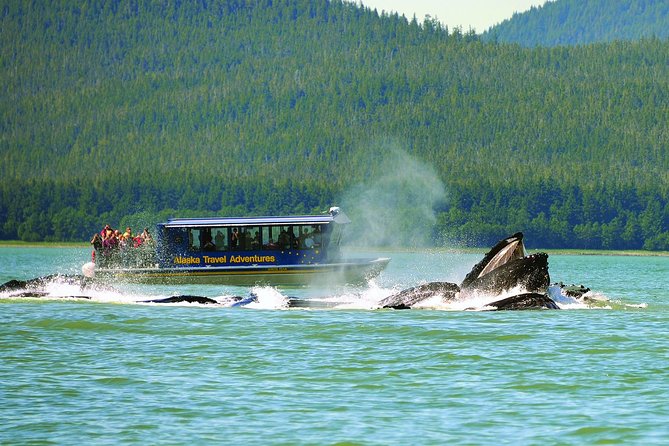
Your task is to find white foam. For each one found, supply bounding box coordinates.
[1,274,616,312]
[243,286,290,310]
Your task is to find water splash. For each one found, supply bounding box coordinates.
[242,287,290,310]
[1,275,619,311]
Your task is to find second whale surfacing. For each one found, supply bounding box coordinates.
[379,232,560,310]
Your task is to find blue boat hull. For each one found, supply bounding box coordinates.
[88,258,390,286]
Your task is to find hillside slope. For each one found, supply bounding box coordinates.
[484,0,669,46]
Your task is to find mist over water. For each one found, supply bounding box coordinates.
[339,147,447,248]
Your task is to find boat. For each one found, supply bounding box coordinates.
[83,207,390,286]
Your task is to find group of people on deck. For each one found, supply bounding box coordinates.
[90,225,154,266]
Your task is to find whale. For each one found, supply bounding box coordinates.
[380,232,559,310]
[141,295,222,305]
[459,232,549,296]
[0,274,95,293]
[378,282,460,309]
[481,292,560,311]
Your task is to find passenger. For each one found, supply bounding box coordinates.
[202,231,215,251]
[141,228,152,241]
[266,238,278,250]
[133,235,143,248]
[117,229,128,249]
[215,231,225,250]
[251,231,261,249]
[299,228,311,249]
[90,233,102,251]
[103,230,120,264]
[123,227,132,240]
[231,228,240,250]
[278,229,289,249]
[312,226,322,247]
[244,231,253,250]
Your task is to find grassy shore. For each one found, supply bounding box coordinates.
[0,240,89,248]
[346,246,669,256]
[1,241,667,256]
[538,248,669,256]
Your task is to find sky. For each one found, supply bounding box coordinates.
[358,0,549,33]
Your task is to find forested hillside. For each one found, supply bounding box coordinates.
[1,0,668,249]
[484,0,669,46]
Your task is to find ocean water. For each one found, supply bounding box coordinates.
[1,246,668,444]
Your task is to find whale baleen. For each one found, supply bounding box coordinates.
[381,232,559,310]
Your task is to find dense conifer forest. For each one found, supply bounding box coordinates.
[485,0,669,46]
[1,0,668,249]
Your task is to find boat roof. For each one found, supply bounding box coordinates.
[160,214,336,228]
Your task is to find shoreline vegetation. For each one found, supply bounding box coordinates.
[2,241,666,256]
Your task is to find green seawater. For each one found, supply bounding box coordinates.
[1,247,668,444]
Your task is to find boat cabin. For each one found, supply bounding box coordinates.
[155,208,349,269]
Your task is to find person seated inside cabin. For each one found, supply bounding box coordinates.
[244,231,253,250]
[312,226,322,247]
[265,238,278,250]
[251,231,261,250]
[201,230,216,251]
[277,229,290,249]
[299,227,312,249]
[215,230,225,250]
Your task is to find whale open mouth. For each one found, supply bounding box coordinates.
[380,232,555,310]
[459,232,549,297]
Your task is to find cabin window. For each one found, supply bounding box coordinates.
[227,226,261,250]
[248,226,261,250]
[261,226,278,249]
[188,228,215,251]
[274,226,293,249]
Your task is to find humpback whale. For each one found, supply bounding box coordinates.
[0,274,95,293]
[482,293,560,311]
[141,295,222,305]
[381,232,559,310]
[378,282,460,309]
[459,232,549,296]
